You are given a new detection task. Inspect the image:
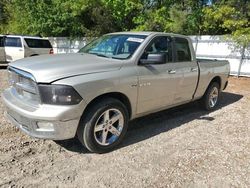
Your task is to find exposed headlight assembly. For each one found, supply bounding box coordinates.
[38,85,82,105]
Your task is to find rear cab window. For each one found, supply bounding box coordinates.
[5,37,22,47]
[24,38,52,48]
[174,37,191,62]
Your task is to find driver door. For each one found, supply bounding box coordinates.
[136,36,180,114]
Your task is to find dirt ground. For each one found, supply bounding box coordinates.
[0,69,250,187]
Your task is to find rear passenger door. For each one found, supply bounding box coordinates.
[4,37,24,62]
[173,37,198,103]
[0,36,6,63]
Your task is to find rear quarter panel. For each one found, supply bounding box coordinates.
[194,59,230,99]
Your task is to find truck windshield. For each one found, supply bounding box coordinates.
[79,34,147,59]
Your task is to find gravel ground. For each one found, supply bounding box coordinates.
[0,69,250,187]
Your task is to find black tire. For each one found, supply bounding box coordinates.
[201,82,220,111]
[77,98,129,153]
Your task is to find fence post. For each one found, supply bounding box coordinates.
[56,38,58,54]
[69,39,72,54]
[237,45,246,77]
[194,36,199,53]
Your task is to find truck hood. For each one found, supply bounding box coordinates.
[9,53,123,83]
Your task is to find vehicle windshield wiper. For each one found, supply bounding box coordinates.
[89,52,110,58]
[110,56,125,60]
[88,52,126,60]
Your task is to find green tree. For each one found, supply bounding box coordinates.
[3,0,118,37]
[102,0,143,31]
[5,0,86,36]
[133,0,201,34]
[0,0,10,33]
[201,4,248,35]
[201,1,249,46]
[1,0,249,42]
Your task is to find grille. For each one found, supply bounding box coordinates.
[8,67,40,105]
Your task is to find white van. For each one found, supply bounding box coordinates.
[1,35,53,63]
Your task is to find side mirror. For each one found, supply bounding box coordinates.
[139,53,166,65]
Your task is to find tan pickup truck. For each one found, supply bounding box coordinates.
[2,32,230,153]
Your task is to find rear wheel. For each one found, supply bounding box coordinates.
[77,98,129,153]
[202,82,220,111]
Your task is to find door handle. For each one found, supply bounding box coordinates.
[191,67,198,72]
[168,70,176,74]
[19,49,23,52]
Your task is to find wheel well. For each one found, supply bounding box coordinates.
[83,92,132,119]
[209,76,221,89]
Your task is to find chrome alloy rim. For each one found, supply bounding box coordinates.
[209,87,219,108]
[94,108,124,146]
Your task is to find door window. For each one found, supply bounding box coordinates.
[174,37,191,62]
[24,38,52,48]
[142,36,173,63]
[5,37,22,47]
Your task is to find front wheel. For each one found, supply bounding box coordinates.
[77,98,129,153]
[201,82,220,111]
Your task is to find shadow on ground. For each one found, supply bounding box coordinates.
[55,92,243,153]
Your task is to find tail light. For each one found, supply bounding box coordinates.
[49,49,54,54]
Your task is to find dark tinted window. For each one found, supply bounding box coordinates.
[5,37,22,47]
[174,37,191,62]
[24,38,52,48]
[143,36,173,62]
[0,37,4,47]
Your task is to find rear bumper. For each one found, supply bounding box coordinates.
[2,89,86,140]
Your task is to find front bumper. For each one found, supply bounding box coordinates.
[2,89,86,140]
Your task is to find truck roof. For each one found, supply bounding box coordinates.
[107,31,188,38]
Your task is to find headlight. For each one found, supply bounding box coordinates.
[38,84,82,105]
